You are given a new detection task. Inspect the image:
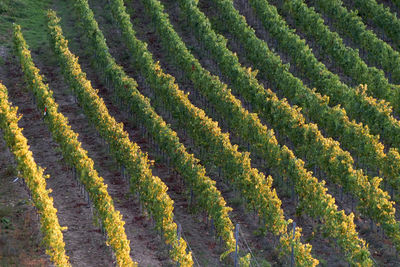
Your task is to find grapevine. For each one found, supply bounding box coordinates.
[47,9,231,263]
[201,0,400,255]
[0,82,70,267]
[13,24,136,267]
[278,0,400,149]
[311,0,400,86]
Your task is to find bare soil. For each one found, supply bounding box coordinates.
[1,0,400,266]
[302,0,396,85]
[0,110,50,267]
[197,0,400,265]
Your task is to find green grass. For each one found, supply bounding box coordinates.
[0,0,52,50]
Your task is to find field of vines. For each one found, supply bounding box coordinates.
[1,0,400,266]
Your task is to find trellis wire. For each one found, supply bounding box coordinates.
[238,227,260,267]
[180,224,201,267]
